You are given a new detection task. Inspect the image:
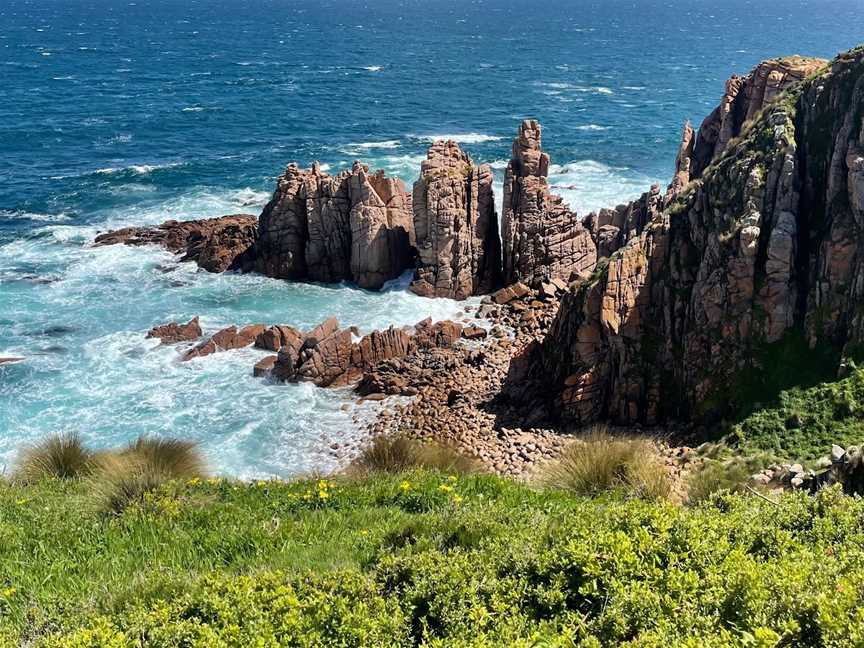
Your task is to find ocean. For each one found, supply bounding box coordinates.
[1,0,861,477]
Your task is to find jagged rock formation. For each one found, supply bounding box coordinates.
[529,47,864,427]
[183,324,266,361]
[146,317,202,344]
[410,141,502,299]
[94,215,258,273]
[502,120,597,287]
[254,161,415,290]
[260,317,464,388]
[685,56,826,182]
[582,57,827,261]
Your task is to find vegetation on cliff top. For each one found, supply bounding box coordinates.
[3,467,864,647]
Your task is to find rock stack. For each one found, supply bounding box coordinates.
[410,140,502,299]
[501,119,597,287]
[254,161,415,290]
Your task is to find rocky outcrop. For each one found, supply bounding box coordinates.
[254,161,415,290]
[146,317,202,344]
[527,47,863,427]
[501,120,597,287]
[183,324,265,361]
[94,215,258,273]
[264,317,463,387]
[410,141,502,299]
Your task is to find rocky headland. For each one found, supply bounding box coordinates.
[96,45,864,480]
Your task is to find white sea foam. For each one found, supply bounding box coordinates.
[94,162,183,176]
[182,106,206,112]
[363,65,383,72]
[0,210,71,223]
[576,124,611,131]
[413,133,502,144]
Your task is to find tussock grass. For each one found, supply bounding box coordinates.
[348,435,479,476]
[541,426,672,500]
[90,437,206,513]
[13,433,95,483]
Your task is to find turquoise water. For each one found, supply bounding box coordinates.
[1,0,861,476]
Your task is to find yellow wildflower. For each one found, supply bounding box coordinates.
[399,480,411,492]
[447,475,457,482]
[1,587,15,598]
[187,477,201,487]
[438,484,453,493]
[318,490,330,500]
[453,495,464,504]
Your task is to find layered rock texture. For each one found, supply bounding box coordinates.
[254,161,415,290]
[410,140,502,299]
[94,215,258,273]
[502,120,597,287]
[531,47,864,427]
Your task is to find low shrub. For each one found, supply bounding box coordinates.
[541,427,672,500]
[13,433,95,483]
[348,435,479,476]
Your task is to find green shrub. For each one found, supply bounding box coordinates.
[348,435,479,476]
[541,427,672,500]
[90,436,206,513]
[13,433,95,483]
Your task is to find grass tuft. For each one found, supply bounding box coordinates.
[541,426,672,500]
[89,436,206,513]
[348,435,479,476]
[13,433,95,483]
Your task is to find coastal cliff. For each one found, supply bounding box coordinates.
[530,47,864,426]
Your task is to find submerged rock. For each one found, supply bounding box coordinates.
[0,357,24,366]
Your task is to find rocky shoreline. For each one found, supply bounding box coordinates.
[93,46,864,480]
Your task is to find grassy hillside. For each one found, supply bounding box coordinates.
[729,364,864,462]
[3,471,864,647]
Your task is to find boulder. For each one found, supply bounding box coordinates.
[146,317,202,344]
[410,140,502,299]
[253,355,278,377]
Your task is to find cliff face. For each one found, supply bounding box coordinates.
[410,140,502,300]
[582,57,827,261]
[254,161,415,290]
[533,47,864,427]
[502,120,597,287]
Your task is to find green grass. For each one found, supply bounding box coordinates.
[4,472,864,646]
[729,364,864,462]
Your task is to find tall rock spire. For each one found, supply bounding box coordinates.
[501,119,596,287]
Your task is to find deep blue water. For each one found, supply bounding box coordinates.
[1,0,861,476]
